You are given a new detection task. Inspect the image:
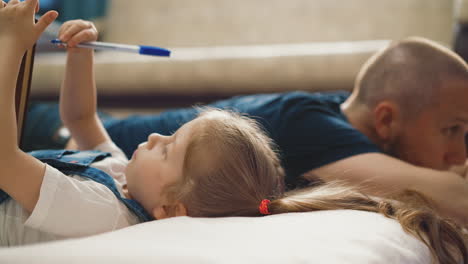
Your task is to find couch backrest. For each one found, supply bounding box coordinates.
[456,0,468,23]
[104,0,456,47]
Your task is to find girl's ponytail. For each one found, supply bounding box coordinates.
[267,182,467,264]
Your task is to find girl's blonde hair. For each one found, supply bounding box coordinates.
[164,108,467,264]
[164,108,285,216]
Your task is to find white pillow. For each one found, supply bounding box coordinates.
[0,210,431,264]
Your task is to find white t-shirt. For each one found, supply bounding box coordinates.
[0,141,140,247]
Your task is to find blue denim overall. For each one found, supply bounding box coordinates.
[0,150,153,222]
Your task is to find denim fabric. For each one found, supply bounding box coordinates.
[22,102,114,151]
[0,150,153,222]
[22,103,65,151]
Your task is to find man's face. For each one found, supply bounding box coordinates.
[389,80,468,170]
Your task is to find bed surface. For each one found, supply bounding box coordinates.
[0,210,431,264]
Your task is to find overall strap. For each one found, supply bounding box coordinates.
[0,150,153,222]
[56,165,153,222]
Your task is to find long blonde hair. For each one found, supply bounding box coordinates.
[273,184,467,264]
[164,108,467,264]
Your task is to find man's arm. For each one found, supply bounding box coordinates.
[59,20,110,150]
[305,153,468,225]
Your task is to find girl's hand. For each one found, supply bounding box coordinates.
[0,0,58,55]
[58,19,98,49]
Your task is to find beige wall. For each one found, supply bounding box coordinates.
[105,0,455,47]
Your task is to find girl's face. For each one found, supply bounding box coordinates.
[124,119,198,216]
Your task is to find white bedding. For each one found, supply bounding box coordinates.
[0,210,431,264]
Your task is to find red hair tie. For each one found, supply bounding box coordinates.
[259,199,271,215]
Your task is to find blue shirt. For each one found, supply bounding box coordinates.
[105,91,382,189]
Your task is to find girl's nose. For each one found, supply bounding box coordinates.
[146,133,160,149]
[147,133,170,149]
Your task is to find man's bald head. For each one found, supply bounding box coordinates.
[354,37,468,119]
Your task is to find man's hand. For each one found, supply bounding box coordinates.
[450,164,468,179]
[0,0,58,55]
[450,158,468,179]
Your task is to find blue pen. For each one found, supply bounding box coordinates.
[51,39,171,57]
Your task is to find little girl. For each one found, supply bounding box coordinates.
[0,2,466,263]
[0,1,286,245]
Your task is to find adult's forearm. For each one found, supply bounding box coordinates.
[308,153,468,226]
[416,171,468,225]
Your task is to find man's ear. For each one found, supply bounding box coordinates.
[373,101,401,141]
[153,202,187,220]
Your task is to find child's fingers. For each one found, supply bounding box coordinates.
[17,0,40,14]
[60,23,83,43]
[7,0,20,5]
[59,21,92,42]
[67,29,97,47]
[25,0,38,11]
[60,21,95,45]
[58,21,73,40]
[34,10,58,37]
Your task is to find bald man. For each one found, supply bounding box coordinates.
[312,37,468,224]
[25,37,468,224]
